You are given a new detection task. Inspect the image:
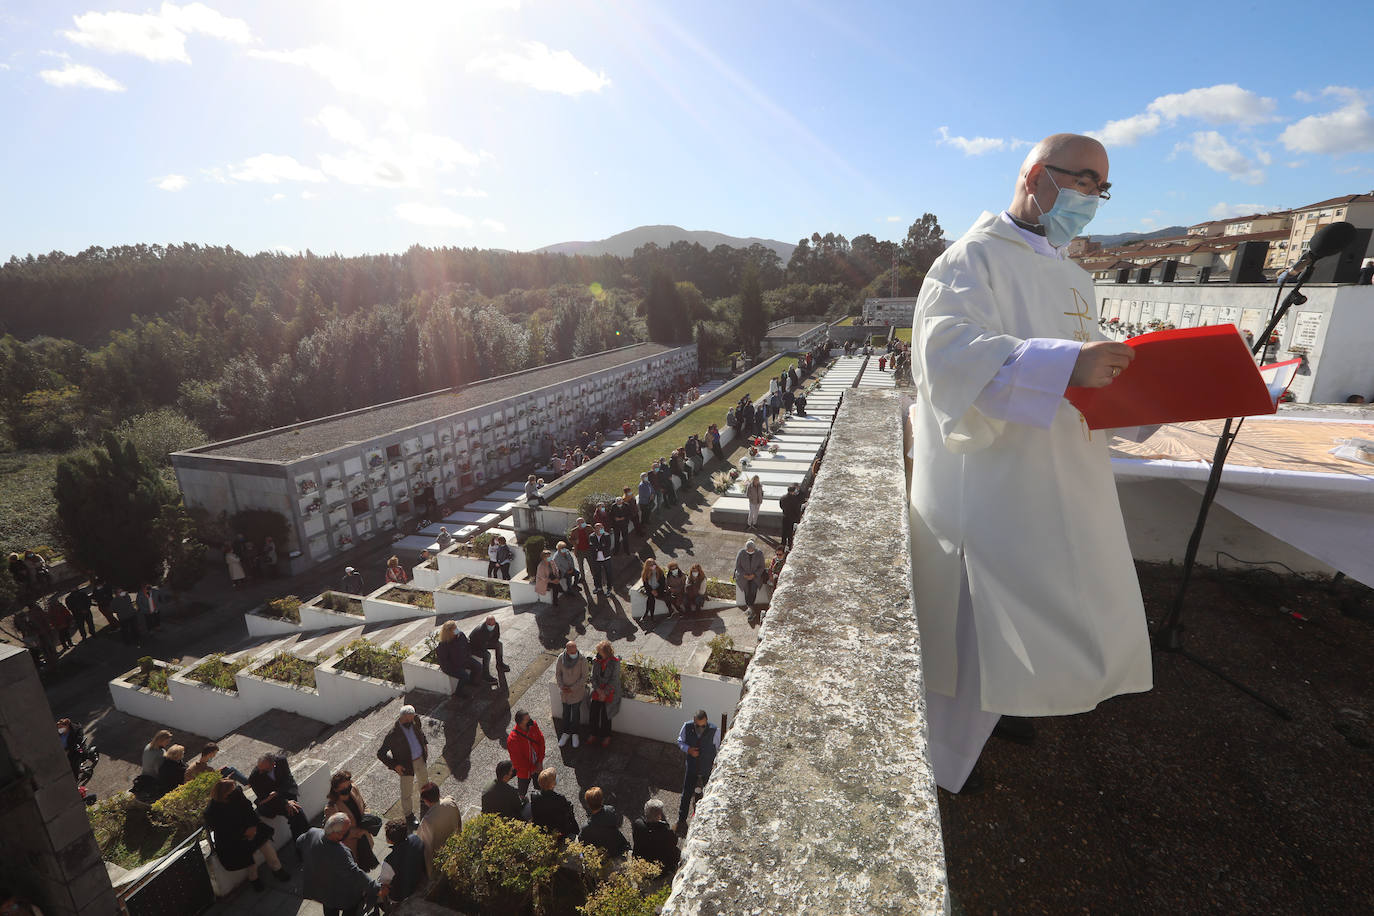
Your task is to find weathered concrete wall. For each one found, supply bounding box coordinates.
[0,646,116,914]
[663,388,948,916]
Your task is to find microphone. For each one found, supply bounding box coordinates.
[1287,220,1357,275]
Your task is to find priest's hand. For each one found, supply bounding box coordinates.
[1069,341,1134,388]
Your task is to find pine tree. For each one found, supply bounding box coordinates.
[53,433,186,587]
[739,266,766,357]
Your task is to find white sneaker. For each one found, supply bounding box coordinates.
[572,734,580,748]
[558,733,570,747]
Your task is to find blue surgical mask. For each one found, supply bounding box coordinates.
[1034,170,1100,248]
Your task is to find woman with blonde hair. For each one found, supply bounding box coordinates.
[745,474,764,529]
[323,769,379,870]
[588,640,622,748]
[385,555,409,584]
[435,621,481,690]
[639,558,667,623]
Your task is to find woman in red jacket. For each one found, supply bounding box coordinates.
[506,709,545,796]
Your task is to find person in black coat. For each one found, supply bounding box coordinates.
[631,799,680,873]
[468,616,508,681]
[205,779,290,891]
[248,753,311,840]
[379,819,427,905]
[529,768,579,842]
[480,761,524,820]
[577,786,628,857]
[155,744,188,799]
[779,484,805,551]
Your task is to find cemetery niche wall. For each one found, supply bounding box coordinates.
[172,343,697,574]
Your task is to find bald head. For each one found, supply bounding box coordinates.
[1009,133,1109,225]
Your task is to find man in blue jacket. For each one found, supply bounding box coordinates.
[675,709,720,834]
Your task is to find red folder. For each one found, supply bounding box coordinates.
[1065,324,1302,430]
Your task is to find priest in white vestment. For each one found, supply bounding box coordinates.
[908,134,1154,793]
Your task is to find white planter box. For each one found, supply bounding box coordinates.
[736,582,772,607]
[546,684,684,744]
[433,580,510,616]
[410,562,442,591]
[166,665,263,739]
[314,653,407,724]
[244,608,304,638]
[362,586,436,625]
[235,667,323,721]
[508,573,548,606]
[682,647,746,721]
[402,656,458,694]
[109,662,178,723]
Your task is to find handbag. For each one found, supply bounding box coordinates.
[359,813,383,836]
[253,819,275,847]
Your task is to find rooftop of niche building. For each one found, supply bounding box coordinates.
[664,386,949,916]
[765,320,827,339]
[180,343,678,464]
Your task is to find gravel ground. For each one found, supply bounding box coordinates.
[939,560,1374,915]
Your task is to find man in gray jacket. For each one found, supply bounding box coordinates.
[297,813,380,916]
[734,539,767,618]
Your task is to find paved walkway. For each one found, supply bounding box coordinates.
[49,357,842,913]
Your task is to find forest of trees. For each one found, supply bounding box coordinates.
[0,215,944,457]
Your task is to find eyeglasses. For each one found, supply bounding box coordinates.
[1044,164,1111,200]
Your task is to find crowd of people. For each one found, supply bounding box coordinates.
[223,534,280,589]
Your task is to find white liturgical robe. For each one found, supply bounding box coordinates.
[909,212,1153,717]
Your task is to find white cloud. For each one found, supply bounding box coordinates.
[1279,87,1374,155]
[1176,131,1265,184]
[1208,202,1271,220]
[39,61,125,91]
[885,215,902,222]
[443,187,489,198]
[394,202,474,229]
[1148,85,1276,125]
[269,192,285,200]
[63,3,253,64]
[467,40,610,95]
[314,106,369,148]
[250,45,426,104]
[312,107,486,188]
[228,153,326,184]
[1089,84,1276,147]
[1294,90,1315,103]
[935,126,1016,156]
[480,218,506,232]
[1089,112,1162,147]
[155,173,188,191]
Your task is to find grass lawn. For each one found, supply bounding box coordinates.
[552,355,801,509]
[894,327,913,343]
[835,316,860,326]
[0,450,69,557]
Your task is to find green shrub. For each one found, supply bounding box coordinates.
[472,531,496,554]
[149,771,220,834]
[255,651,316,689]
[580,858,666,916]
[522,535,545,574]
[706,633,734,664]
[380,586,434,608]
[88,792,139,852]
[317,591,363,615]
[263,595,302,623]
[435,814,562,913]
[335,639,409,684]
[184,653,245,691]
[447,576,511,600]
[704,577,736,600]
[622,653,681,706]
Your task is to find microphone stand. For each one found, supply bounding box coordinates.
[1149,263,1316,721]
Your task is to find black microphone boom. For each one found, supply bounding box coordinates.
[1288,220,1357,274]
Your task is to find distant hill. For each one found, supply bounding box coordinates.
[537,224,795,262]
[1087,226,1188,248]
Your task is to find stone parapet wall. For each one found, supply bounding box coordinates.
[663,388,948,915]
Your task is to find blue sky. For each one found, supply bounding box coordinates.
[3,0,1374,262]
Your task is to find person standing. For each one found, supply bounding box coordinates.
[609,496,632,554]
[297,814,380,916]
[480,761,524,820]
[535,549,561,605]
[631,799,680,874]
[377,819,427,907]
[417,782,462,878]
[46,595,74,651]
[137,583,161,632]
[588,522,614,598]
[637,473,656,528]
[621,486,643,539]
[384,556,409,584]
[570,518,593,586]
[494,536,514,581]
[262,536,279,577]
[226,547,246,589]
[529,768,579,843]
[65,586,94,641]
[554,642,588,749]
[505,710,545,796]
[675,710,720,833]
[779,484,804,551]
[552,541,579,592]
[376,706,429,827]
[587,641,621,748]
[340,567,365,595]
[744,475,764,530]
[91,577,116,630]
[112,588,139,645]
[734,539,766,618]
[908,132,1150,795]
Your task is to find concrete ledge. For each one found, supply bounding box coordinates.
[664,388,948,916]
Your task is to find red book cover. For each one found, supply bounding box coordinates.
[1065,324,1302,430]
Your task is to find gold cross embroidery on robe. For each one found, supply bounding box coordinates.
[1063,288,1093,342]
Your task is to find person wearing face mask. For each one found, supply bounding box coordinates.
[554,642,588,749]
[734,539,766,618]
[469,615,510,681]
[907,133,1152,797]
[588,523,615,598]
